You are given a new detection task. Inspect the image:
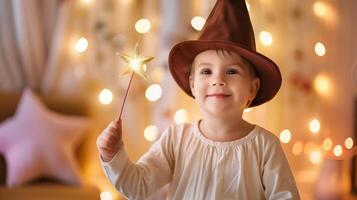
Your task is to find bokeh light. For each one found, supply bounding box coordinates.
[280,129,292,144]
[145,84,162,102]
[75,37,88,53]
[345,137,354,149]
[333,145,343,157]
[174,109,188,124]
[314,74,331,96]
[310,150,322,164]
[322,138,333,151]
[259,31,273,46]
[99,89,113,105]
[144,125,159,142]
[100,192,112,200]
[191,16,206,31]
[309,119,320,134]
[135,19,151,33]
[315,42,326,56]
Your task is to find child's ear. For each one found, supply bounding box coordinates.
[189,75,195,97]
[250,77,260,99]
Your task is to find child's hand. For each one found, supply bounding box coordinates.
[96,119,122,162]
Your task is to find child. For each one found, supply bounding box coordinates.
[97,0,300,199]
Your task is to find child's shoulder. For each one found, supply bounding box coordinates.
[254,125,281,146]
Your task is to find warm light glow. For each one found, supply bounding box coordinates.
[314,74,331,96]
[100,192,112,200]
[99,89,113,105]
[313,2,328,18]
[292,141,303,156]
[345,137,354,149]
[191,16,206,31]
[145,84,162,102]
[322,138,333,151]
[279,129,292,144]
[244,108,253,113]
[129,59,141,71]
[309,119,320,134]
[144,125,159,142]
[75,37,88,53]
[135,19,151,34]
[310,150,322,164]
[82,0,92,3]
[333,145,343,157]
[174,109,188,124]
[315,42,326,56]
[304,142,315,155]
[259,31,273,46]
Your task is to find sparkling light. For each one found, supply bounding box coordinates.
[75,37,88,53]
[310,150,322,164]
[315,42,326,56]
[145,84,162,102]
[279,129,292,144]
[174,109,188,124]
[99,89,113,105]
[333,145,343,157]
[345,137,354,149]
[314,74,331,96]
[191,16,206,31]
[100,192,112,200]
[144,125,159,142]
[322,138,333,151]
[118,44,153,80]
[130,59,141,71]
[259,31,273,46]
[135,19,151,34]
[292,141,304,156]
[309,119,320,134]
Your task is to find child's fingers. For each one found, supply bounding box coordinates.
[111,118,122,130]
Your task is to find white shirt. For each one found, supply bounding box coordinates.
[101,121,300,200]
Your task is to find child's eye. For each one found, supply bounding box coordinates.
[200,69,212,75]
[227,69,239,74]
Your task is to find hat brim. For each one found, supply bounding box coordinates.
[168,40,282,107]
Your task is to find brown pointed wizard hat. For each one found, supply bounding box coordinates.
[168,0,282,107]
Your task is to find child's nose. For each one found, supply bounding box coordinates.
[211,75,226,86]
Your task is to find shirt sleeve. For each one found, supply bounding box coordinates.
[262,137,301,200]
[100,126,175,200]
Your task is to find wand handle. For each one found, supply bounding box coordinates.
[118,71,135,120]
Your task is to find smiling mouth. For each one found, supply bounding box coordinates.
[207,94,231,98]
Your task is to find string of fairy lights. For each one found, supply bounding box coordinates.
[72,1,353,199]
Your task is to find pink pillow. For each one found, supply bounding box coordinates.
[0,89,89,187]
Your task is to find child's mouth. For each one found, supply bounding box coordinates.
[207,93,231,98]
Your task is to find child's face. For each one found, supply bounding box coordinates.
[189,50,260,117]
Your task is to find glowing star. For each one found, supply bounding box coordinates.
[118,43,154,80]
[116,43,155,120]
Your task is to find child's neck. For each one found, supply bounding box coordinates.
[199,117,254,142]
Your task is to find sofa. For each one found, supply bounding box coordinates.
[0,91,100,200]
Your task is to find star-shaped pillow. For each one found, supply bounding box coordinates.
[0,89,89,187]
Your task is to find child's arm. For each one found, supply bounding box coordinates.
[96,121,174,200]
[262,137,301,200]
